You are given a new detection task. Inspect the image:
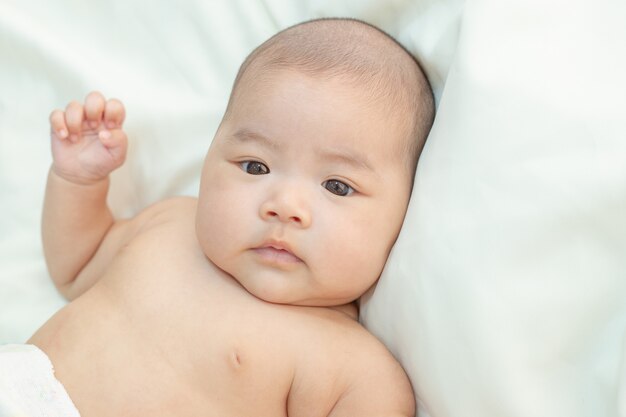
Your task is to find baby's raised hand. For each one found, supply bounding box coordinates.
[49,92,128,185]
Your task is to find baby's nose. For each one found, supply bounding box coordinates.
[259,191,311,228]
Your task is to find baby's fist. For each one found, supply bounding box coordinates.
[49,91,128,185]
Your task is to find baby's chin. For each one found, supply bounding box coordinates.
[200,249,365,309]
[240,282,360,309]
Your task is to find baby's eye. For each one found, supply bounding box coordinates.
[323,180,354,196]
[240,161,269,175]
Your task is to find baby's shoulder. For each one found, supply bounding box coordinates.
[114,196,198,256]
[288,311,415,417]
[138,196,197,223]
[128,196,197,235]
[292,308,397,371]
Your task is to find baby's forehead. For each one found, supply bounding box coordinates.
[254,69,409,140]
[238,69,411,137]
[238,65,415,137]
[232,19,424,116]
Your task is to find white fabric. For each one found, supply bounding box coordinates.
[361,0,626,416]
[1,1,625,417]
[0,344,80,417]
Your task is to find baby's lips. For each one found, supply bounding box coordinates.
[253,246,303,264]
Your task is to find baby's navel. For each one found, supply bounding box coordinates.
[229,349,243,369]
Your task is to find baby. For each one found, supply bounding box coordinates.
[13,18,434,417]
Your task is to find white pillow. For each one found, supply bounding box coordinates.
[361,0,626,416]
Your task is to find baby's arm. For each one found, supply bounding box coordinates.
[328,347,416,417]
[43,92,131,299]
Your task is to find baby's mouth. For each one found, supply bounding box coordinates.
[253,244,303,265]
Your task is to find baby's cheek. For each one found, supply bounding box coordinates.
[323,223,383,291]
[199,184,256,259]
[352,219,394,275]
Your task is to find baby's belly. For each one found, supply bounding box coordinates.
[28,277,293,417]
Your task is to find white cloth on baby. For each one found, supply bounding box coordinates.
[0,344,80,417]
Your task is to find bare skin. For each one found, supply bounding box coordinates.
[30,82,415,417]
[30,197,413,417]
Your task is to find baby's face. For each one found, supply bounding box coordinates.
[196,70,412,306]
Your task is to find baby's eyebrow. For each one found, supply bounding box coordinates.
[230,129,280,150]
[317,148,376,174]
[230,128,376,174]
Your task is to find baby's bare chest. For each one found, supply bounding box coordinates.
[41,248,352,417]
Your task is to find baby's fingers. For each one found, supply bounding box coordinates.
[84,91,106,128]
[103,99,125,129]
[49,109,68,140]
[99,128,128,164]
[65,101,85,142]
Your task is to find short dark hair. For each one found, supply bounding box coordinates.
[224,18,435,178]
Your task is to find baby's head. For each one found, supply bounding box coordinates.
[225,18,434,179]
[196,18,434,306]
